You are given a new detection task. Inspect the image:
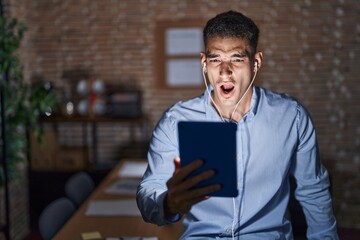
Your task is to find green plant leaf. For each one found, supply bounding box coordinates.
[0,16,59,185]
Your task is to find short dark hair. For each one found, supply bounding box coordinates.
[203,10,260,57]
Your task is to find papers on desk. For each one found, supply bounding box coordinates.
[106,238,158,240]
[118,161,147,178]
[81,231,102,240]
[104,178,141,195]
[85,199,141,216]
[81,232,158,240]
[87,161,147,216]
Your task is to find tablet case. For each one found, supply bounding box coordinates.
[178,121,238,197]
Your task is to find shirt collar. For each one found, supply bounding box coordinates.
[247,85,259,120]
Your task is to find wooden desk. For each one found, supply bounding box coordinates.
[54,159,183,240]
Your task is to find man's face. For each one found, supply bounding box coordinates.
[201,37,258,113]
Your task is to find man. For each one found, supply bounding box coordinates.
[137,10,338,239]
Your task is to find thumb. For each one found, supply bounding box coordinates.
[173,157,181,174]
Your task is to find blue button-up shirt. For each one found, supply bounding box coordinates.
[137,86,338,239]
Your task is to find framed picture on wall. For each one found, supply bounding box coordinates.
[155,20,206,88]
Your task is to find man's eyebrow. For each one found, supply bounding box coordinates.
[232,53,248,58]
[206,53,220,58]
[206,52,248,58]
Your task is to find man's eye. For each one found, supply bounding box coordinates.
[209,59,221,62]
[232,58,244,62]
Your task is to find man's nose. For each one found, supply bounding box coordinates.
[219,61,233,77]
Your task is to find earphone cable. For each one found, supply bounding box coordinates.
[202,65,258,240]
[202,70,225,122]
[202,67,258,122]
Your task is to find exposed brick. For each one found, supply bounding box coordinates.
[2,0,360,234]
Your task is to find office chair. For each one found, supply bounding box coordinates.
[38,197,76,240]
[65,171,95,207]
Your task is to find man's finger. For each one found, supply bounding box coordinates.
[169,158,203,184]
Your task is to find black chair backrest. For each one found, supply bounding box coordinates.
[65,171,95,207]
[38,197,76,240]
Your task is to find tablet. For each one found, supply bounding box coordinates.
[178,121,238,197]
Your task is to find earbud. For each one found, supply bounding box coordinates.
[254,61,259,72]
[203,62,206,72]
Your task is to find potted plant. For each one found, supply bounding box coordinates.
[0,17,59,185]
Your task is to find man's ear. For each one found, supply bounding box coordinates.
[254,51,263,71]
[200,52,207,72]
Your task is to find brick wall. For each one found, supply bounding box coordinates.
[4,0,360,231]
[0,164,29,240]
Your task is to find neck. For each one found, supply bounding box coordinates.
[228,98,252,122]
[211,86,253,122]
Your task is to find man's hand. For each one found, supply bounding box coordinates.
[164,157,221,216]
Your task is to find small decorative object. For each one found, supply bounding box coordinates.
[77,79,88,96]
[77,99,88,116]
[66,102,74,115]
[61,84,74,116]
[93,98,106,116]
[92,79,105,95]
[74,78,106,117]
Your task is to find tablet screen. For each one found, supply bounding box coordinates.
[178,121,238,197]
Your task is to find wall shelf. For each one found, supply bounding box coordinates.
[31,115,150,171]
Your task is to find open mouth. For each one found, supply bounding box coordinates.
[220,82,235,95]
